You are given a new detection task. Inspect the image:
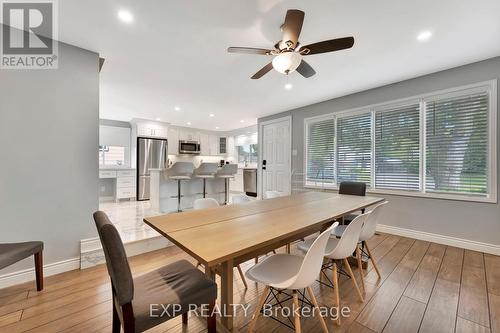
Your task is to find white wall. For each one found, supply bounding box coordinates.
[0,37,99,274]
[259,56,500,250]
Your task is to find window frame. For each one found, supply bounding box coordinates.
[303,80,497,203]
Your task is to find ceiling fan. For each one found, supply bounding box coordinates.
[227,9,354,79]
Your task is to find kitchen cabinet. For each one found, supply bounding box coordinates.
[167,127,179,155]
[200,133,210,155]
[137,125,168,138]
[230,169,244,193]
[219,136,227,154]
[227,136,235,160]
[178,128,200,142]
[209,135,218,155]
[99,169,136,202]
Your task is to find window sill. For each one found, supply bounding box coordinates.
[303,183,497,204]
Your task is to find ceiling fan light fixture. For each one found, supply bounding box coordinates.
[272,52,302,74]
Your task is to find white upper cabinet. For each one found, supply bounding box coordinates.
[209,135,218,155]
[178,128,200,142]
[167,127,179,155]
[133,120,168,139]
[200,133,210,155]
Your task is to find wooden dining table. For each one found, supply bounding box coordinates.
[144,191,384,331]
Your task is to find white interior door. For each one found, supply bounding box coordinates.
[261,118,291,196]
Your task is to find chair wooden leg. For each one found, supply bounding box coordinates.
[355,244,365,292]
[248,285,270,333]
[34,251,43,291]
[207,300,216,333]
[292,290,301,333]
[286,244,291,254]
[365,242,381,278]
[343,258,364,302]
[255,257,259,264]
[332,261,340,325]
[182,312,188,324]
[196,261,202,268]
[112,303,121,333]
[306,287,329,333]
[237,265,248,289]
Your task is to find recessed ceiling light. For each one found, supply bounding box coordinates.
[417,30,432,42]
[186,122,191,125]
[117,10,134,24]
[285,83,293,90]
[174,106,181,111]
[155,117,161,121]
[209,114,215,117]
[240,120,245,123]
[215,126,220,130]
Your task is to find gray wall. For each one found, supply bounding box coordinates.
[0,37,99,273]
[259,56,500,246]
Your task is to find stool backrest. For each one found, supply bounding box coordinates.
[286,223,337,290]
[194,163,218,176]
[359,201,388,242]
[339,181,366,196]
[326,212,370,259]
[168,162,194,177]
[265,191,282,199]
[232,195,252,204]
[216,164,238,176]
[193,198,219,210]
[93,211,134,306]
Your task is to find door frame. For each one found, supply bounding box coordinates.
[258,115,292,199]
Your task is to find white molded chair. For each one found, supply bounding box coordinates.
[246,224,337,333]
[298,212,370,325]
[192,198,248,289]
[231,194,252,204]
[265,190,282,199]
[331,201,388,287]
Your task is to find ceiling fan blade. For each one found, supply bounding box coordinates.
[281,9,304,49]
[301,37,354,55]
[296,60,316,78]
[251,63,273,79]
[227,47,273,55]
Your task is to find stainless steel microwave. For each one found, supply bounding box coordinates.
[179,140,201,154]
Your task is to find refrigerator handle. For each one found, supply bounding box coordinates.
[164,143,168,168]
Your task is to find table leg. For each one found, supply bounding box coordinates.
[221,259,234,331]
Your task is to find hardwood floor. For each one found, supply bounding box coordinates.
[0,233,499,333]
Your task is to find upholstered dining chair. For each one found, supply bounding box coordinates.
[93,211,217,333]
[0,241,44,291]
[338,181,367,223]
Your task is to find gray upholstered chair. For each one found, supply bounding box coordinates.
[93,211,217,333]
[339,181,367,223]
[0,242,43,291]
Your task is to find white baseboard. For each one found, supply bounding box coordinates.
[0,257,80,289]
[0,236,172,289]
[80,236,171,269]
[377,224,500,256]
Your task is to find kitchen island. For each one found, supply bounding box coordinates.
[149,169,227,212]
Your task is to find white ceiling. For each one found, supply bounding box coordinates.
[57,0,500,131]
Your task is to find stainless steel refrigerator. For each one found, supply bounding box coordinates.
[137,137,168,201]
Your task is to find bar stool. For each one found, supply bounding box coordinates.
[215,164,238,205]
[166,162,194,212]
[193,163,219,198]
